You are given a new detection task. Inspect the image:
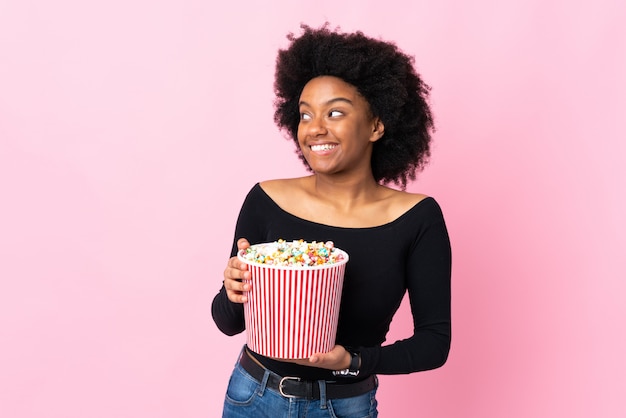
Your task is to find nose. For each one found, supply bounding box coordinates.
[304,115,327,136]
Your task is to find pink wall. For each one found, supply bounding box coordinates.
[1,1,624,417]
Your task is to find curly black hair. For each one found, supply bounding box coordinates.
[273,23,435,189]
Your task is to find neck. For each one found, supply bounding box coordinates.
[309,173,382,204]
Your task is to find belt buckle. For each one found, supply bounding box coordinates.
[278,376,301,398]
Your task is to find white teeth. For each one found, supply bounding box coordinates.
[311,144,336,152]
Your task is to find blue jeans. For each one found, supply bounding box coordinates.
[221,357,378,417]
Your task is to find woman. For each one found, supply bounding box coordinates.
[212,23,451,417]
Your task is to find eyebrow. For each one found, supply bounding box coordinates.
[299,97,354,107]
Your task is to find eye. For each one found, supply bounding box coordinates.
[300,113,311,121]
[329,110,344,117]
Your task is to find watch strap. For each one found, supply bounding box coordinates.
[332,346,361,377]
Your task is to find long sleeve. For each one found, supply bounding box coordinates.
[211,186,266,336]
[359,208,451,375]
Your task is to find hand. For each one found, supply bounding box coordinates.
[287,345,351,371]
[222,238,251,303]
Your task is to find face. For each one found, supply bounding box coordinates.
[297,76,384,178]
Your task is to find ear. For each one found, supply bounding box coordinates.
[369,117,385,143]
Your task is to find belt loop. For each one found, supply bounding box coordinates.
[318,380,327,409]
[237,345,246,365]
[257,369,270,397]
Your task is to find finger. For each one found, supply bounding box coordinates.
[237,238,250,250]
[224,270,250,289]
[230,290,248,303]
[227,255,242,269]
[223,278,250,303]
[226,290,248,304]
[309,351,331,364]
[224,265,250,283]
[225,256,250,277]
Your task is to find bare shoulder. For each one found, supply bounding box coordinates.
[386,187,428,206]
[259,177,311,207]
[383,188,430,218]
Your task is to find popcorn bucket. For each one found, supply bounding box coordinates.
[238,243,349,359]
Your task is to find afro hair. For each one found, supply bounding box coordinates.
[273,23,435,189]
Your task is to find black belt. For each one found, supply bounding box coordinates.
[239,349,377,400]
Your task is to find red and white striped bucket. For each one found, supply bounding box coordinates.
[239,248,348,359]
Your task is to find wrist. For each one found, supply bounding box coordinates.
[332,346,360,377]
[342,350,352,369]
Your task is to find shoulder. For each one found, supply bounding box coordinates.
[391,189,429,206]
[259,177,312,201]
[380,188,451,230]
[259,177,298,192]
[382,187,430,218]
[260,177,309,189]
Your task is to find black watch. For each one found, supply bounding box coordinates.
[332,347,360,377]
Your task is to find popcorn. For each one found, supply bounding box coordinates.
[239,239,349,358]
[240,239,345,267]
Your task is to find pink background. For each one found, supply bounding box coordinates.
[1,1,624,417]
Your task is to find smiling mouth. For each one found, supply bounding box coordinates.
[310,144,337,152]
